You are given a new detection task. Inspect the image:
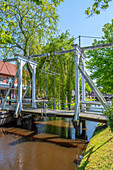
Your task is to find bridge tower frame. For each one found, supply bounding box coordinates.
[2,56,37,117]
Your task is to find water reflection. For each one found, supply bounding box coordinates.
[34,116,99,141]
[35,117,75,139]
[86,121,98,141]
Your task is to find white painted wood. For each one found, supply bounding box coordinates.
[81,56,85,111]
[30,64,37,109]
[74,49,80,121]
[22,80,31,99]
[2,69,19,110]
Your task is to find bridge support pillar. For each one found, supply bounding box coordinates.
[74,48,80,121]
[73,120,80,138]
[73,119,87,139]
[81,56,85,112]
[18,60,25,113]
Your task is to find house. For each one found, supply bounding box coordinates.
[0,60,18,99]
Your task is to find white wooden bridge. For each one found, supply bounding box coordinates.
[1,43,113,124]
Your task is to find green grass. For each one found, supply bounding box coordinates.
[85,98,96,101]
[78,127,113,170]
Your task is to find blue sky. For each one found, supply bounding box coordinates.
[57,0,113,47]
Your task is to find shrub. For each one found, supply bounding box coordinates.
[104,106,113,131]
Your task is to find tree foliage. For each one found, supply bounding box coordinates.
[32,0,64,6]
[86,20,113,94]
[85,0,112,16]
[0,0,59,57]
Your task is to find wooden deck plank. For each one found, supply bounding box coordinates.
[79,112,107,122]
[22,108,74,117]
[16,131,34,136]
[33,133,60,140]
[13,129,30,135]
[33,120,73,128]
[46,138,79,144]
[4,127,34,136]
[70,143,87,150]
[0,127,6,132]
[5,127,15,132]
[46,138,88,148]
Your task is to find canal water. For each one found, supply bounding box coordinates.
[0,115,98,170]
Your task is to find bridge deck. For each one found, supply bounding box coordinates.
[4,105,107,123]
[22,108,107,123]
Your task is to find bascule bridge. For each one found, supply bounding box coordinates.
[1,43,113,133]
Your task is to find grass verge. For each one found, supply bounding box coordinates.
[78,126,113,170]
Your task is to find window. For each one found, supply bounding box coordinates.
[8,78,12,83]
[0,76,3,81]
[6,77,9,81]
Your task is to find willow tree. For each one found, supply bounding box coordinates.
[40,31,75,109]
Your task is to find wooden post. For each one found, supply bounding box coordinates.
[75,120,80,138]
[81,120,87,140]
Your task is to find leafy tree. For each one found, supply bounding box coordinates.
[86,20,113,94]
[85,0,112,16]
[0,0,59,79]
[32,0,63,6]
[33,0,113,16]
[0,0,59,56]
[0,0,63,46]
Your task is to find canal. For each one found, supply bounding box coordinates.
[0,114,98,170]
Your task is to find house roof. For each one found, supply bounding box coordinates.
[0,60,17,77]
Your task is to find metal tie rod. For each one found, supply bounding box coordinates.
[27,43,113,59]
[82,42,113,51]
[29,49,76,58]
[29,53,50,58]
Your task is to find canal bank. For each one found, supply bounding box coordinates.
[78,125,113,169]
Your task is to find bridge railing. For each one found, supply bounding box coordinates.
[3,97,108,116]
[35,99,75,115]
[80,101,106,114]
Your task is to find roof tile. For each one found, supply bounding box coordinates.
[0,60,17,77]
